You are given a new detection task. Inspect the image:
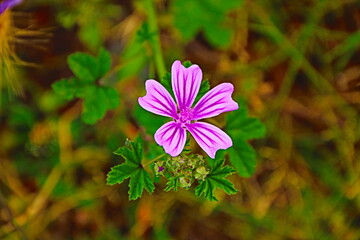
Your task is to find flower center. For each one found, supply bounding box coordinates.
[176,107,193,126]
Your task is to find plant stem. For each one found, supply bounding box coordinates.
[144,0,166,77]
[143,153,167,167]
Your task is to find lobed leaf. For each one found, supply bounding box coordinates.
[195,158,237,201]
[67,52,99,83]
[226,101,266,177]
[107,140,155,200]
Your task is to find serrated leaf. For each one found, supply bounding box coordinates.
[113,140,142,166]
[129,168,155,200]
[106,164,138,185]
[228,140,256,177]
[68,52,99,83]
[97,48,112,77]
[164,177,179,192]
[107,140,155,200]
[195,158,237,201]
[51,78,80,100]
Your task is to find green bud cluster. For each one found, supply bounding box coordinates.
[154,154,209,188]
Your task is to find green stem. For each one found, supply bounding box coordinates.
[143,153,167,167]
[144,0,166,77]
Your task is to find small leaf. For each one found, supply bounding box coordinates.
[195,158,237,201]
[137,22,156,43]
[160,72,174,98]
[97,48,112,77]
[68,52,99,83]
[194,80,210,103]
[165,177,179,192]
[228,140,256,178]
[182,60,192,68]
[52,78,80,100]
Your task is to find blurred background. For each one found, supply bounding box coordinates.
[1,0,360,239]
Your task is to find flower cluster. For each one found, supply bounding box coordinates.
[139,60,238,158]
[154,154,209,188]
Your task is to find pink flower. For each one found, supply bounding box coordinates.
[138,60,238,158]
[0,0,22,14]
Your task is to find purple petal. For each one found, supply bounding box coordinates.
[171,60,203,110]
[0,0,22,14]
[138,80,178,119]
[186,122,232,158]
[192,83,238,120]
[155,121,187,157]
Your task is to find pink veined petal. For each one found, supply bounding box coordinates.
[0,0,22,14]
[138,80,178,119]
[186,122,232,159]
[192,83,238,120]
[154,121,187,157]
[171,60,203,110]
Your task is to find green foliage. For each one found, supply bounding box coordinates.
[164,177,180,192]
[52,48,119,124]
[172,0,243,47]
[116,30,148,81]
[57,0,121,50]
[107,140,155,200]
[195,156,237,201]
[160,72,173,98]
[194,79,210,103]
[137,22,156,43]
[226,100,266,177]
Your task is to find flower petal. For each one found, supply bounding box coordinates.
[138,80,177,119]
[192,83,238,120]
[171,60,203,110]
[0,0,22,14]
[155,121,187,157]
[186,122,232,158]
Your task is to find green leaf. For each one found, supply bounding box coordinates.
[51,78,80,100]
[226,101,266,140]
[160,72,173,96]
[182,60,192,68]
[105,164,137,185]
[195,158,237,201]
[172,0,243,47]
[113,140,143,166]
[107,140,155,200]
[226,100,265,177]
[129,169,155,200]
[97,48,112,77]
[67,52,99,83]
[194,80,210,104]
[137,22,156,43]
[81,86,119,124]
[164,177,180,192]
[133,104,165,136]
[228,140,256,177]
